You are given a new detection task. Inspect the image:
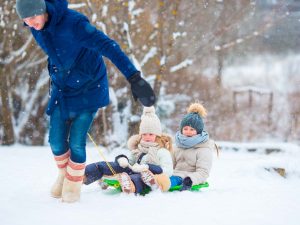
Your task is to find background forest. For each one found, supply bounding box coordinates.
[1,0,300,147]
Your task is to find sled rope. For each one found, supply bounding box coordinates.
[87,133,117,175]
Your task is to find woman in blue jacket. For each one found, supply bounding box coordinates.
[16,0,155,203]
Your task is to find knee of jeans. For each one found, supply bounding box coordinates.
[170,176,183,187]
[70,151,86,164]
[49,142,66,156]
[69,140,85,152]
[69,143,86,161]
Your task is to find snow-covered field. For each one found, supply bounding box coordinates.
[1,142,300,225]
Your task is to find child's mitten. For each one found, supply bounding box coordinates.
[180,177,192,191]
[115,155,129,168]
[131,163,149,173]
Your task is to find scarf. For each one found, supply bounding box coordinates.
[131,140,161,165]
[175,130,209,149]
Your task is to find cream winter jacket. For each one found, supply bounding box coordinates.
[173,139,215,184]
[127,135,174,176]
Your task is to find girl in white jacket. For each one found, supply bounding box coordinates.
[84,106,173,194]
[117,131,173,193]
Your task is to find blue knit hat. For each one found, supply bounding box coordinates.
[16,0,46,19]
[180,103,207,134]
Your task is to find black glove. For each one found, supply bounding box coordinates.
[180,177,193,191]
[128,72,156,107]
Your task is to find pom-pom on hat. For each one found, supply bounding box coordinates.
[16,0,46,19]
[180,103,207,134]
[139,106,162,136]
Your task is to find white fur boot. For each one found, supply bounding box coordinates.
[51,151,70,198]
[51,168,66,198]
[62,160,85,203]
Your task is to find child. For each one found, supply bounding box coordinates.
[84,106,173,194]
[169,103,216,191]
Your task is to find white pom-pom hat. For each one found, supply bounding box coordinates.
[139,106,162,136]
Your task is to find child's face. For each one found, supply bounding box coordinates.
[23,14,48,30]
[182,126,197,137]
[141,133,157,142]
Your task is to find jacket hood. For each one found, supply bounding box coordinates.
[127,134,141,151]
[44,0,68,31]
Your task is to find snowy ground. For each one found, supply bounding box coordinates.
[1,142,300,225]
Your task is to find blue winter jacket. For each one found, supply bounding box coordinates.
[30,0,138,119]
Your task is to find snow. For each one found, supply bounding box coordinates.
[170,59,193,72]
[123,22,133,49]
[68,3,86,9]
[128,1,144,17]
[2,36,33,65]
[102,5,108,18]
[1,142,300,225]
[222,54,300,93]
[140,47,157,66]
[232,86,272,94]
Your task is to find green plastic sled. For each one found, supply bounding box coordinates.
[102,178,151,195]
[102,178,209,193]
[168,182,209,192]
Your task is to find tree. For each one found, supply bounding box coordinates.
[0,1,49,145]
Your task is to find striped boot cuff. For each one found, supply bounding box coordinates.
[65,160,85,182]
[54,151,70,169]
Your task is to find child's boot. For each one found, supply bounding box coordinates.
[154,174,171,192]
[62,159,85,203]
[119,173,136,194]
[51,151,70,198]
[141,170,159,190]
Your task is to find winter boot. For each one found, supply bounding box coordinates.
[154,174,171,192]
[62,159,85,203]
[141,170,159,190]
[51,151,70,198]
[119,173,136,194]
[98,179,109,190]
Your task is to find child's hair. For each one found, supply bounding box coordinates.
[128,132,173,152]
[155,134,173,152]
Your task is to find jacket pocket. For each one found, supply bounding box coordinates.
[65,70,95,90]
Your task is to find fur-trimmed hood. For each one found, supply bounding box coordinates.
[127,134,141,151]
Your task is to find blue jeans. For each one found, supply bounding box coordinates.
[49,107,96,163]
[170,176,183,188]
